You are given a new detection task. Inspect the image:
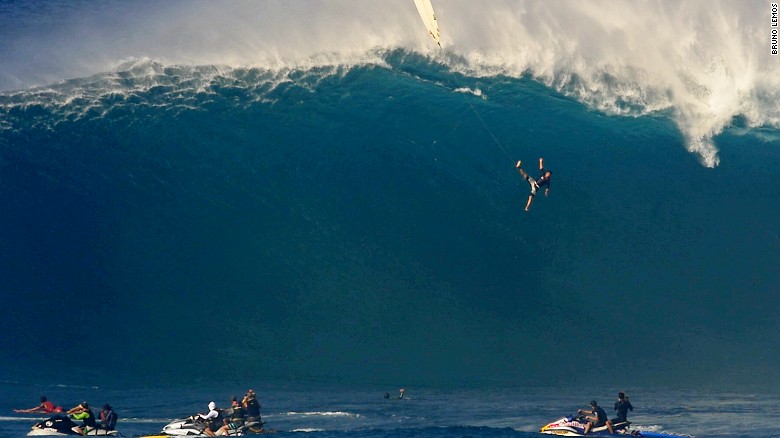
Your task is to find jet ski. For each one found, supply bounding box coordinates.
[540,413,631,436]
[27,415,119,436]
[148,416,269,436]
[540,414,691,437]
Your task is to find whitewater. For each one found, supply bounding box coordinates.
[1,0,778,166]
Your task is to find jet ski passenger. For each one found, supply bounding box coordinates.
[99,403,118,431]
[216,397,246,436]
[578,400,612,435]
[67,402,97,435]
[194,401,219,437]
[242,390,261,424]
[612,392,633,423]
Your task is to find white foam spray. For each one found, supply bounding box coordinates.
[1,0,777,166]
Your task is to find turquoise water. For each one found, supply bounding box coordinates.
[1,3,780,436]
[2,53,779,389]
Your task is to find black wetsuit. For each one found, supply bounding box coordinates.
[613,399,633,422]
[592,406,608,427]
[245,398,261,422]
[81,409,97,429]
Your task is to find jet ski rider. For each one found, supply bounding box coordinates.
[194,401,219,437]
[578,400,613,435]
[67,402,97,435]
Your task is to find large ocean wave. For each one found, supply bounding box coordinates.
[2,1,780,389]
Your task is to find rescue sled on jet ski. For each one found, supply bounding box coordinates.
[540,414,691,437]
[145,416,270,436]
[27,415,119,436]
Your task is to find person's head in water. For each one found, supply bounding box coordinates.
[544,170,552,178]
[618,392,625,400]
[590,400,598,408]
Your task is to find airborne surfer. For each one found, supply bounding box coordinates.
[516,157,552,211]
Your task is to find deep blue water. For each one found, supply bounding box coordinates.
[2,1,780,436]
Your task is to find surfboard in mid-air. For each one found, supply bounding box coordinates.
[413,0,441,47]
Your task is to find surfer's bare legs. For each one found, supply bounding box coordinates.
[515,160,528,179]
[516,160,535,211]
[539,157,544,170]
[524,195,534,211]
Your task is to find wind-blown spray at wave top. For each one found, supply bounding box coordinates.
[1,0,778,166]
[418,0,780,167]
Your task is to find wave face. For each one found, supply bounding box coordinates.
[1,3,780,389]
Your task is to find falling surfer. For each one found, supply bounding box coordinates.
[516,157,552,211]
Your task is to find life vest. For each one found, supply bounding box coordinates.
[245,399,260,417]
[230,405,246,424]
[101,410,118,430]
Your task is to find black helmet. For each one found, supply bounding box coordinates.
[589,400,597,407]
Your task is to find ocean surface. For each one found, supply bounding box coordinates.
[1,1,780,437]
[3,381,780,438]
